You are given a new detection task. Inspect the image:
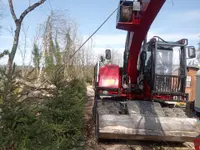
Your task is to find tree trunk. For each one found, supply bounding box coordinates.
[38,48,46,81]
[6,23,21,75]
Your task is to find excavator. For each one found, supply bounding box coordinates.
[93,0,200,143]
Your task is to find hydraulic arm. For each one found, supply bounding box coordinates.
[117,0,165,84]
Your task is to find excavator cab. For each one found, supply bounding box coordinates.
[141,37,194,102]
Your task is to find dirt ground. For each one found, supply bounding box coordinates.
[84,85,195,150]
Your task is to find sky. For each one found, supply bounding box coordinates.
[0,0,200,65]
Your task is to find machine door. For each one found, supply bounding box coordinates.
[153,47,185,95]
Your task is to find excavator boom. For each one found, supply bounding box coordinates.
[117,0,166,83]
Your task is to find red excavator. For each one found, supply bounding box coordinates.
[93,0,200,143]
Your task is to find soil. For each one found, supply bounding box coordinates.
[84,86,195,150]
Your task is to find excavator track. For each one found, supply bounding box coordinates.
[94,99,200,142]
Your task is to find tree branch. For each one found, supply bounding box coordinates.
[6,0,47,75]
[0,49,9,58]
[8,0,46,24]
[19,0,46,22]
[8,0,18,23]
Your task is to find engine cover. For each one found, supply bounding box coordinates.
[98,64,120,89]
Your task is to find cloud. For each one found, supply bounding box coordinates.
[92,47,124,66]
[180,10,200,21]
[147,32,200,42]
[161,10,200,23]
[0,55,8,65]
[86,31,199,49]
[0,35,33,65]
[93,47,124,55]
[83,34,126,48]
[87,30,200,61]
[0,35,13,50]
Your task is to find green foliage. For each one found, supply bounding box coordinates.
[83,66,94,85]
[0,104,37,149]
[55,37,62,65]
[49,38,55,66]
[0,79,87,150]
[85,75,93,85]
[0,63,19,104]
[45,38,55,74]
[32,43,41,71]
[0,50,9,58]
[44,34,65,87]
[49,66,65,90]
[65,32,72,53]
[45,34,63,81]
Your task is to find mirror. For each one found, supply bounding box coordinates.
[188,46,196,59]
[105,49,111,60]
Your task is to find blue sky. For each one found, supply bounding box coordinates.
[0,0,200,65]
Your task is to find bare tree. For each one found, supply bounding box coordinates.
[18,24,29,77]
[6,0,46,75]
[40,11,82,79]
[85,38,95,66]
[110,49,123,66]
[33,10,91,84]
[32,42,41,76]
